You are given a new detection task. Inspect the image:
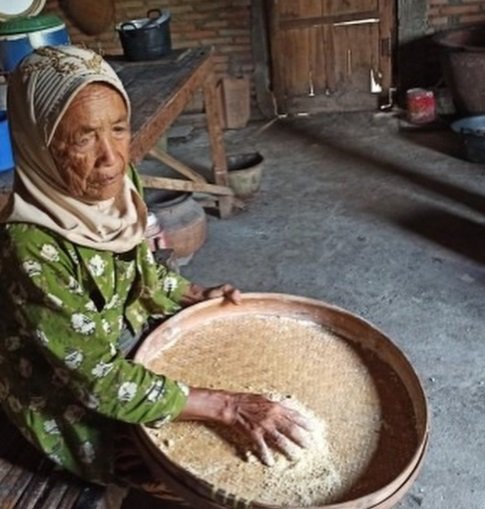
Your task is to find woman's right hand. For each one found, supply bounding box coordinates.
[177,388,314,466]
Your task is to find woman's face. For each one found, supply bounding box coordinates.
[50,83,130,202]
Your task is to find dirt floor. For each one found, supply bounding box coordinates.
[125,111,485,509]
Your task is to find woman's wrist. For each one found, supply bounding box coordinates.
[177,387,234,425]
[179,283,207,307]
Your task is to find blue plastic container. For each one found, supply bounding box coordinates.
[0,15,69,72]
[0,112,14,172]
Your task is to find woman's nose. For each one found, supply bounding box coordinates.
[97,135,117,165]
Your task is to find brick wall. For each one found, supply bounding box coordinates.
[428,0,485,31]
[44,0,253,113]
[41,1,485,110]
[398,0,485,94]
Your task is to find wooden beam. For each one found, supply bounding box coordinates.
[279,11,380,30]
[148,147,207,183]
[141,175,234,196]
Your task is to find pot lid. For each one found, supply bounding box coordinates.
[0,14,63,35]
[0,0,46,22]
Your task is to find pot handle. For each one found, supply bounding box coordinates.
[119,22,138,32]
[147,8,162,19]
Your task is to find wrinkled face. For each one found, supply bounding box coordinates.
[50,83,130,202]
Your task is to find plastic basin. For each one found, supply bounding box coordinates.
[451,115,485,162]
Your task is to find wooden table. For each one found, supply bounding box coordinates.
[109,47,233,218]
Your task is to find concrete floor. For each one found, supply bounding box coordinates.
[132,111,485,509]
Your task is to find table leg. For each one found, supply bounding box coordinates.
[203,65,233,218]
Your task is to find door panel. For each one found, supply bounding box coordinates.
[322,0,378,16]
[283,28,314,96]
[278,0,322,19]
[269,0,394,113]
[278,27,330,97]
[330,23,380,92]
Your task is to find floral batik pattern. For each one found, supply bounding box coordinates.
[0,216,190,484]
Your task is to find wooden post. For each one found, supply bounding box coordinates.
[251,0,276,118]
[202,55,232,218]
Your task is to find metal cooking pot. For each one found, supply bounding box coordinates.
[116,9,171,62]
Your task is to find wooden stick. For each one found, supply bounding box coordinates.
[141,175,234,196]
[148,147,207,183]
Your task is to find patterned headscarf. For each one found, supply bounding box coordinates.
[1,45,147,253]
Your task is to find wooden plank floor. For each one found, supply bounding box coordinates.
[121,489,191,508]
[0,409,106,509]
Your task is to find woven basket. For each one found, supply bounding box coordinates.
[64,0,115,36]
[133,293,429,509]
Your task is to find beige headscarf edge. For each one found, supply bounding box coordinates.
[1,45,147,253]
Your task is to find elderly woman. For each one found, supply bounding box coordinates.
[0,46,311,499]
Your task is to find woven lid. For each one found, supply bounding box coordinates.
[0,14,63,35]
[0,0,46,22]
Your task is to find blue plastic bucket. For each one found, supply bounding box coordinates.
[0,112,14,172]
[0,24,69,72]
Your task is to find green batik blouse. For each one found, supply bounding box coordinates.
[0,172,191,485]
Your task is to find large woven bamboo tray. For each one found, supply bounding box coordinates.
[133,293,429,509]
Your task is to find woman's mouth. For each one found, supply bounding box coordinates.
[89,172,123,187]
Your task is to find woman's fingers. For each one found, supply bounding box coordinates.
[227,287,242,304]
[205,284,241,304]
[277,417,314,450]
[268,430,301,461]
[252,432,275,467]
[282,407,315,432]
[252,421,312,465]
[229,393,315,466]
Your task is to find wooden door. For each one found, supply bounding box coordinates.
[269,0,394,113]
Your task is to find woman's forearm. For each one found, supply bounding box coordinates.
[176,387,234,425]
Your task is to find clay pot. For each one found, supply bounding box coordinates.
[227,152,263,198]
[146,191,207,265]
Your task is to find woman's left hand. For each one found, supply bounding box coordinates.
[203,283,241,304]
[181,282,241,307]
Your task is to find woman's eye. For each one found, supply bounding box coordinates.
[75,134,94,148]
[113,125,128,135]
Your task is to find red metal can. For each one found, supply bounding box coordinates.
[406,88,436,124]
